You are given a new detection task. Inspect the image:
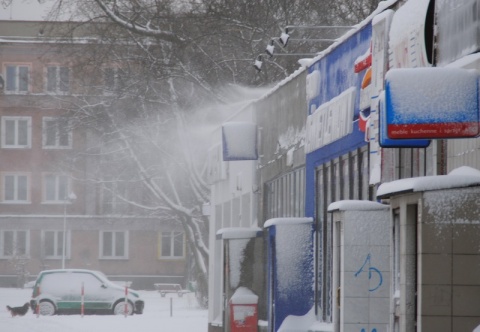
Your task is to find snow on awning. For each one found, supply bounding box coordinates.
[216,227,262,240]
[377,166,480,199]
[385,67,480,139]
[264,217,313,228]
[327,200,389,212]
[222,122,258,161]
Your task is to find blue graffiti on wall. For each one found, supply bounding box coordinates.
[361,329,377,332]
[354,253,382,292]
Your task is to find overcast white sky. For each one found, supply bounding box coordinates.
[0,0,55,21]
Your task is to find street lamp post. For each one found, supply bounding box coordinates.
[62,192,77,269]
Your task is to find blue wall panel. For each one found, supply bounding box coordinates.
[305,24,372,218]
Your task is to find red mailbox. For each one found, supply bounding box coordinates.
[229,287,258,332]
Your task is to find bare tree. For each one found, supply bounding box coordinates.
[46,0,381,86]
[32,17,214,303]
[33,0,382,306]
[8,249,30,289]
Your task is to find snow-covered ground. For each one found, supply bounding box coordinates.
[0,287,207,332]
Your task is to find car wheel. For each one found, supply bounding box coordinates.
[38,300,56,316]
[113,301,134,315]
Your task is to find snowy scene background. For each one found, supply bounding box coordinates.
[4,0,480,331]
[0,287,207,332]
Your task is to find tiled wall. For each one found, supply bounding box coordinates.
[333,208,390,332]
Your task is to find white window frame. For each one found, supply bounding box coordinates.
[1,116,32,149]
[99,231,129,259]
[2,172,30,203]
[159,231,185,259]
[43,173,70,203]
[42,117,72,149]
[4,64,30,94]
[42,230,70,259]
[0,230,30,258]
[45,65,70,94]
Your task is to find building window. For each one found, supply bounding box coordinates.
[100,231,128,259]
[316,165,334,323]
[0,230,29,258]
[1,116,31,148]
[46,66,70,93]
[43,230,68,259]
[43,117,72,149]
[43,174,69,203]
[104,67,125,92]
[5,64,29,93]
[265,168,305,219]
[159,231,184,258]
[2,173,29,203]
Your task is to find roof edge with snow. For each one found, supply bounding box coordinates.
[264,217,313,228]
[327,200,389,212]
[216,227,262,240]
[377,166,480,199]
[212,0,400,131]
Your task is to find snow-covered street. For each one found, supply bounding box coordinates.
[0,287,207,332]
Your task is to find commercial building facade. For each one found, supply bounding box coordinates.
[208,0,480,331]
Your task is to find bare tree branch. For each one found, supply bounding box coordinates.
[92,0,185,43]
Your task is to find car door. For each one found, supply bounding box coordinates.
[42,271,82,311]
[80,272,115,311]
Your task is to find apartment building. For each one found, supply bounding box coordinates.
[0,19,187,290]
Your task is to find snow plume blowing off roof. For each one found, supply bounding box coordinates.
[186,84,273,141]
[180,84,272,177]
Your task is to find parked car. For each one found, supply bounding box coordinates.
[30,269,144,316]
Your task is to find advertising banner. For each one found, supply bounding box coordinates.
[385,68,480,139]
